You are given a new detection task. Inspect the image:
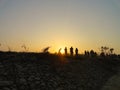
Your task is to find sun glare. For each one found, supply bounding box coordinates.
[60,48,64,54]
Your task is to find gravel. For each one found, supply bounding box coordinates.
[0,53,120,90]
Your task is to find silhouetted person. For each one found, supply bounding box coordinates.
[90,50,97,57]
[100,52,105,57]
[75,48,78,56]
[85,50,87,56]
[70,47,73,56]
[64,47,67,55]
[84,50,89,57]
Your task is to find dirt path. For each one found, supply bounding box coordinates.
[101,67,120,90]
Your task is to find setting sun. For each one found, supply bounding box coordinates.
[60,48,64,54]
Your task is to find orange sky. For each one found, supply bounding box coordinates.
[0,0,120,54]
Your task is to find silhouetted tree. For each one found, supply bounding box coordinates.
[101,46,104,53]
[64,47,67,55]
[103,46,109,55]
[70,47,73,56]
[110,48,114,54]
[75,48,78,56]
[100,46,109,56]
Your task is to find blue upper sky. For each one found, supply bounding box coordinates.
[0,0,120,53]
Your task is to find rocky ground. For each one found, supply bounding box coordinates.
[0,52,120,90]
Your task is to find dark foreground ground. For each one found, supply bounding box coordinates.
[0,52,120,90]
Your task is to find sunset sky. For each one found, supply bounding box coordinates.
[0,0,120,54]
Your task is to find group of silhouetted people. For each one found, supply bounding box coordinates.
[64,47,78,56]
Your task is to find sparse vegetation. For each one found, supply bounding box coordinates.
[100,46,115,56]
[7,46,11,52]
[42,46,50,53]
[21,44,29,52]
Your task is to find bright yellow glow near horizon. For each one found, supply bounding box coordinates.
[60,49,64,54]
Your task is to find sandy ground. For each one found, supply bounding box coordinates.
[101,67,120,90]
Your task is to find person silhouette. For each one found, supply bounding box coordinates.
[70,47,73,56]
[75,48,78,56]
[64,47,67,55]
